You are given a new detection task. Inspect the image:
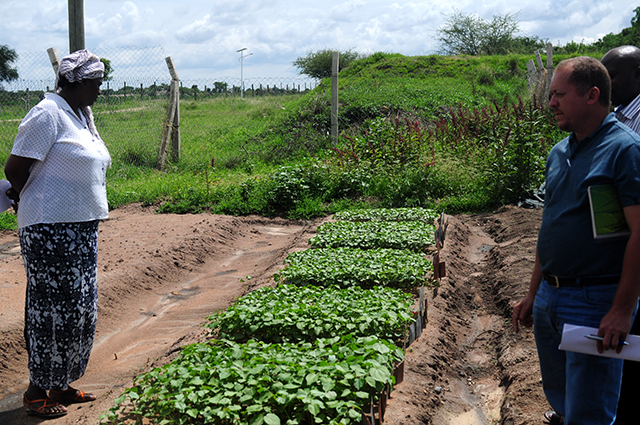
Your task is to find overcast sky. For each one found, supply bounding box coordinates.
[1,0,638,83]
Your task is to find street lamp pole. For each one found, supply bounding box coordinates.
[237,48,252,98]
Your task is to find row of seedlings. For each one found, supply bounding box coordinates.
[286,207,439,423]
[103,271,418,424]
[101,208,438,425]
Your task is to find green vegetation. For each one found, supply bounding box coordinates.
[275,247,433,289]
[293,48,364,79]
[0,53,569,228]
[334,207,439,222]
[309,220,436,251]
[437,10,546,55]
[6,15,637,423]
[593,7,640,51]
[206,285,415,344]
[151,53,567,221]
[104,206,435,424]
[0,53,580,228]
[103,335,403,425]
[0,44,19,85]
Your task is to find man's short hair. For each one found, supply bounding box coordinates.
[556,56,611,107]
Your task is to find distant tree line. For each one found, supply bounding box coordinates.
[436,7,640,56]
[593,6,640,50]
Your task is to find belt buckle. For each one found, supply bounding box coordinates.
[548,274,560,287]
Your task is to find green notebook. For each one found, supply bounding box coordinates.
[587,184,630,240]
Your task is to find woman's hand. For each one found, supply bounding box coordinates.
[4,154,36,196]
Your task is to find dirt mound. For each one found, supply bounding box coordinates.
[0,204,548,424]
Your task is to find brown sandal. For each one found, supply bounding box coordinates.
[49,388,97,404]
[23,393,68,418]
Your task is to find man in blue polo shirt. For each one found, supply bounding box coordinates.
[512,56,640,425]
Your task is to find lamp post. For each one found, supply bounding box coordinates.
[237,48,253,98]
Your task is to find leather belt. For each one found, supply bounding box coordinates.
[543,273,620,288]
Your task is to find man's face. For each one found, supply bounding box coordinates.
[602,54,640,107]
[548,67,590,133]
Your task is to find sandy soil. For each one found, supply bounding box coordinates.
[0,203,549,425]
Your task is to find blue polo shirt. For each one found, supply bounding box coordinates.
[537,113,640,278]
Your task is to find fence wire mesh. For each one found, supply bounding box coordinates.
[0,46,318,175]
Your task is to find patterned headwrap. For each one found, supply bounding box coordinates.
[55,49,104,91]
[55,49,111,166]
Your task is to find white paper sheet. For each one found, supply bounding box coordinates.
[559,323,640,362]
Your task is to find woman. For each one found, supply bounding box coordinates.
[4,49,110,418]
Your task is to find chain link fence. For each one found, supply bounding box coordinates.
[0,46,318,174]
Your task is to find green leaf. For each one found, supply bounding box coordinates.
[355,391,370,399]
[308,402,321,416]
[369,366,390,382]
[265,413,281,425]
[305,372,318,385]
[348,408,362,419]
[190,377,204,385]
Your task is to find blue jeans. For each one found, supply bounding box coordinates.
[533,280,635,425]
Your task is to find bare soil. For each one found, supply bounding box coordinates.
[0,203,549,425]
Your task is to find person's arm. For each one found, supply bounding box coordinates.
[4,154,37,197]
[512,253,543,333]
[597,203,640,353]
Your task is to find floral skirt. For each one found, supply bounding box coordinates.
[19,220,99,391]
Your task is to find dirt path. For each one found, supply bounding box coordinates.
[0,204,549,424]
[0,204,323,424]
[383,206,547,425]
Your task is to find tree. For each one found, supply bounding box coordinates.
[0,44,19,85]
[437,10,486,55]
[213,81,228,93]
[482,13,520,55]
[100,58,113,81]
[293,48,363,79]
[594,7,640,50]
[437,10,535,55]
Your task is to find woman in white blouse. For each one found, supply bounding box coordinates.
[4,49,110,419]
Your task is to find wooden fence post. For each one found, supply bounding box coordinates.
[545,43,554,100]
[157,56,181,169]
[47,47,60,76]
[527,43,554,102]
[331,51,339,145]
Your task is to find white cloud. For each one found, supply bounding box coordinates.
[176,14,217,43]
[1,0,638,80]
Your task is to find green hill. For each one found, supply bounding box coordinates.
[1,52,576,229]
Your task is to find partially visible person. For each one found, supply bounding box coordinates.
[4,49,110,418]
[602,44,640,425]
[512,56,640,425]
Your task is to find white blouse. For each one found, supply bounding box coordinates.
[11,93,110,228]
